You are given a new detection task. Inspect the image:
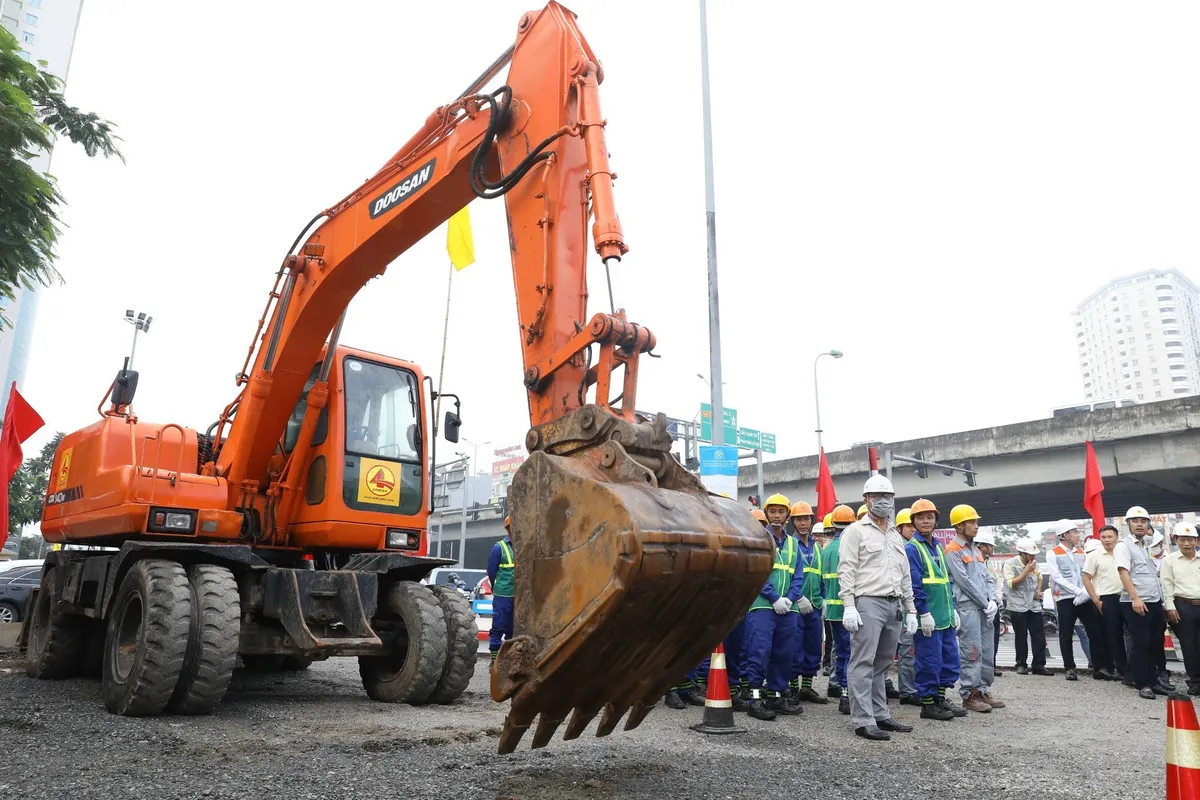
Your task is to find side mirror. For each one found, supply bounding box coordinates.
[443,411,461,443]
[112,368,139,408]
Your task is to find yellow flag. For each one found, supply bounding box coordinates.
[447,207,475,271]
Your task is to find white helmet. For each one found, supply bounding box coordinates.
[974,530,996,547]
[863,474,895,496]
[1083,537,1102,554]
[1054,519,1079,538]
[812,522,826,534]
[1174,522,1198,539]
[1126,506,1151,521]
[1014,537,1039,555]
[1150,531,1164,549]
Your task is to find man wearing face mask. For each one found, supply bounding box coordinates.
[787,501,828,704]
[742,494,804,720]
[838,475,918,741]
[1115,506,1173,699]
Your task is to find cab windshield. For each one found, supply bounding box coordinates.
[343,357,421,462]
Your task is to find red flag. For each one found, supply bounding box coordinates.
[0,383,45,546]
[1083,440,1105,538]
[815,448,837,521]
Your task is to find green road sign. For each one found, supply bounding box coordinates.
[700,403,737,443]
[760,432,777,454]
[737,428,761,448]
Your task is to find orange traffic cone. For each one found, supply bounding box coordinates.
[1167,632,1182,663]
[691,643,744,735]
[1167,694,1200,799]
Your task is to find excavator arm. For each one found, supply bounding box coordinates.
[211,2,772,752]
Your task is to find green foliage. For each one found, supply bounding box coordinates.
[988,523,1029,554]
[17,532,42,558]
[9,432,63,536]
[0,28,121,327]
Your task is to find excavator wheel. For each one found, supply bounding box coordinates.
[102,559,192,716]
[167,564,240,715]
[25,567,87,679]
[359,581,447,705]
[427,585,478,704]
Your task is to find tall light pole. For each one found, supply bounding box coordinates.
[699,0,725,446]
[123,310,153,369]
[458,436,490,567]
[813,349,844,453]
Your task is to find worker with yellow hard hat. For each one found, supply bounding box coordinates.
[945,504,1004,713]
[822,503,859,713]
[905,499,965,720]
[857,504,869,521]
[786,500,827,705]
[891,508,919,706]
[740,494,804,719]
[487,516,516,662]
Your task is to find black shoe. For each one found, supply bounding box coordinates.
[855,725,891,741]
[920,702,955,721]
[748,700,777,721]
[1154,681,1174,696]
[681,689,707,707]
[838,696,850,715]
[1140,687,1156,700]
[732,695,749,712]
[1160,670,1174,684]
[798,687,829,704]
[992,669,1003,678]
[1188,685,1200,697]
[1093,669,1110,681]
[1032,667,1053,676]
[899,694,923,707]
[1122,678,1138,688]
[876,717,913,733]
[822,664,833,677]
[827,683,842,698]
[937,698,968,718]
[1065,669,1078,681]
[664,690,685,710]
[885,679,900,699]
[1114,671,1125,682]
[1016,665,1028,675]
[766,696,803,716]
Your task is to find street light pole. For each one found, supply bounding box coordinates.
[458,437,490,568]
[813,349,843,453]
[699,0,725,447]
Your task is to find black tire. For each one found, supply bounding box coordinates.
[240,654,286,672]
[167,565,240,715]
[102,560,192,716]
[26,569,87,679]
[280,655,314,671]
[0,601,19,624]
[427,586,478,704]
[359,582,447,705]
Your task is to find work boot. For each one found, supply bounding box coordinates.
[681,688,707,707]
[1154,681,1175,696]
[1065,669,1078,681]
[962,691,992,713]
[981,693,1006,709]
[827,682,842,698]
[1032,667,1053,676]
[838,696,850,715]
[748,700,777,721]
[899,694,923,707]
[1016,665,1028,675]
[885,678,900,699]
[937,697,968,717]
[731,693,749,712]
[798,687,829,704]
[766,695,803,716]
[664,691,685,710]
[921,701,955,721]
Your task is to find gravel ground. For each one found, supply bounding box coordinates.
[0,651,1170,800]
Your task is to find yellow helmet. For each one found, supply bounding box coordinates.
[895,508,913,527]
[950,504,981,527]
[823,512,833,528]
[764,493,791,513]
[856,504,868,519]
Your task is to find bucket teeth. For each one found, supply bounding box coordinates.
[624,699,657,731]
[531,714,566,749]
[595,702,627,738]
[563,706,600,741]
[497,713,532,755]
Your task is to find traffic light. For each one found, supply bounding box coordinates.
[748,495,761,508]
[914,451,927,479]
[963,460,977,487]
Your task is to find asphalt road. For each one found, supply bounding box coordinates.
[0,650,1171,800]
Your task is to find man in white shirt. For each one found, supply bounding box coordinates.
[1114,506,1173,699]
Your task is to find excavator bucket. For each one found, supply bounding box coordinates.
[491,432,773,753]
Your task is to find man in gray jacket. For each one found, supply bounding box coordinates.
[945,505,1005,713]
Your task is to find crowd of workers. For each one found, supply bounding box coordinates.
[485,477,1200,741]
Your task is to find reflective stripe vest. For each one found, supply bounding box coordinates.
[792,537,823,611]
[910,537,954,629]
[494,539,515,598]
[822,534,844,621]
[750,534,799,611]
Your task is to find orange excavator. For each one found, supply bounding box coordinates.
[22,2,772,752]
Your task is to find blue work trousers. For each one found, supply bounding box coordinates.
[791,609,824,678]
[914,627,961,699]
[830,620,851,689]
[489,595,513,652]
[744,608,797,693]
[725,616,747,684]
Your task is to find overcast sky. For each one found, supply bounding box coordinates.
[23,1,1200,475]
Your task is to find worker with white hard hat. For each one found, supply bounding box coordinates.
[945,505,1003,712]
[837,473,917,741]
[1114,506,1173,699]
[974,530,1003,685]
[1048,519,1111,681]
[1004,536,1048,675]
[1162,521,1200,695]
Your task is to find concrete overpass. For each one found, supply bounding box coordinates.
[737,396,1200,525]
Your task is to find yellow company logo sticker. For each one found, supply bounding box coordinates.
[55,447,73,492]
[357,458,400,507]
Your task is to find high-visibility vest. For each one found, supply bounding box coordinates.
[822,535,844,621]
[493,539,515,598]
[750,534,798,612]
[910,537,954,629]
[792,538,823,611]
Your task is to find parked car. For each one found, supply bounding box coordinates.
[0,566,42,623]
[0,559,43,575]
[424,568,487,598]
